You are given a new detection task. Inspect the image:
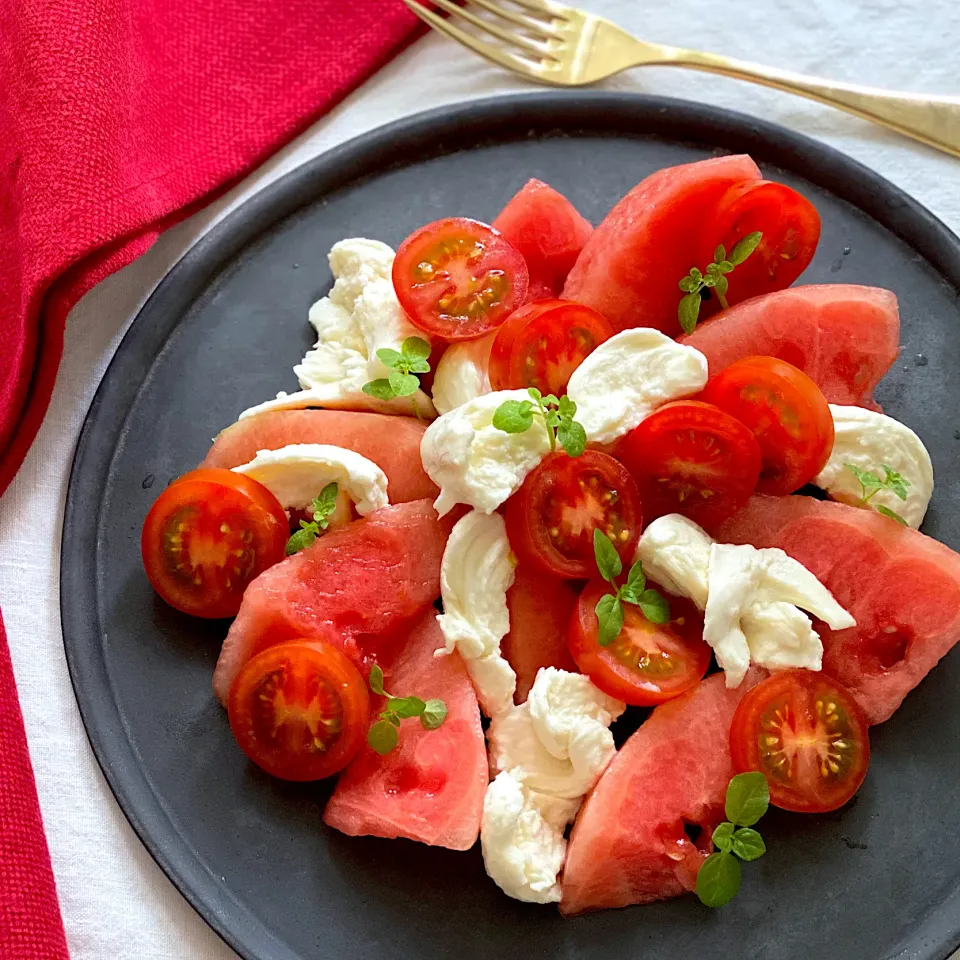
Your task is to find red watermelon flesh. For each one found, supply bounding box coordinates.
[323,612,487,851]
[200,409,438,503]
[680,285,899,410]
[502,567,579,703]
[560,672,762,915]
[212,500,452,705]
[561,155,761,335]
[714,495,960,724]
[493,178,593,300]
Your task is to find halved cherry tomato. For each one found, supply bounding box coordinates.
[730,669,870,813]
[488,299,613,395]
[619,400,762,530]
[504,451,642,579]
[228,640,371,781]
[141,468,288,618]
[700,180,821,312]
[393,218,529,341]
[699,356,834,496]
[569,579,710,705]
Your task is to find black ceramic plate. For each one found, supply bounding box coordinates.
[62,94,960,960]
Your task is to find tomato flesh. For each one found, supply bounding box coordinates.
[700,356,835,496]
[569,580,710,706]
[488,299,613,395]
[730,669,870,813]
[141,468,288,618]
[699,179,821,314]
[619,400,762,530]
[392,217,528,341]
[504,451,642,579]
[228,640,371,781]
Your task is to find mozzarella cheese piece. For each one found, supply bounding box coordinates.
[437,510,515,661]
[566,328,708,444]
[421,390,552,516]
[488,703,599,800]
[634,512,711,608]
[527,667,625,763]
[487,670,624,799]
[231,443,388,515]
[240,239,435,420]
[434,522,621,901]
[480,667,623,903]
[464,653,518,722]
[635,514,855,687]
[431,333,495,415]
[705,542,856,687]
[436,510,517,717]
[739,602,830,677]
[480,772,580,904]
[815,404,934,528]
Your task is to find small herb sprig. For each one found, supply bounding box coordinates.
[366,664,448,755]
[593,529,670,646]
[285,482,340,555]
[362,336,432,416]
[678,231,763,334]
[845,463,910,525]
[696,772,770,908]
[492,388,587,457]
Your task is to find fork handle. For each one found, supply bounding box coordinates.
[654,45,960,158]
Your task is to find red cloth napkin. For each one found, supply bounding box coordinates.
[0,616,70,960]
[0,0,422,953]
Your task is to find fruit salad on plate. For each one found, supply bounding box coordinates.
[141,155,950,914]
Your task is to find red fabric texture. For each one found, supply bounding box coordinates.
[0,614,70,960]
[0,0,422,951]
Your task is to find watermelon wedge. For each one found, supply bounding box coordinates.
[493,178,593,301]
[562,155,761,335]
[200,409,438,503]
[715,495,960,724]
[560,672,761,915]
[212,500,451,704]
[680,285,899,410]
[502,568,579,703]
[323,612,487,851]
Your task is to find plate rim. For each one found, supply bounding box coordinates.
[60,91,960,960]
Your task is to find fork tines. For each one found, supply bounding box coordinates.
[402,0,565,78]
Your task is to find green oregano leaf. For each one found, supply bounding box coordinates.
[696,852,742,908]
[731,827,767,862]
[593,529,623,583]
[725,772,770,827]
[367,719,399,755]
[595,594,624,647]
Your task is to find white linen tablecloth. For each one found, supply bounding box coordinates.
[1,2,958,957]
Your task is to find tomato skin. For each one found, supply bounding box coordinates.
[141,468,288,618]
[228,640,371,781]
[504,451,642,579]
[700,356,835,496]
[699,180,821,314]
[619,400,762,531]
[392,218,529,341]
[730,669,870,813]
[488,299,613,395]
[569,579,710,706]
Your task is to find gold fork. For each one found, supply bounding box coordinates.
[402,0,960,160]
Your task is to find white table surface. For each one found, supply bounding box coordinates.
[2,2,959,957]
